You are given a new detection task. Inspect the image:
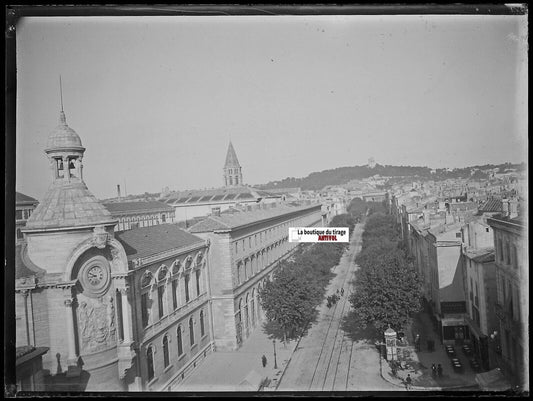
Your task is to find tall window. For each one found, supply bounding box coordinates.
[16,228,23,239]
[177,326,183,356]
[163,335,170,368]
[158,285,165,319]
[189,317,195,346]
[141,293,150,328]
[195,269,201,296]
[172,280,178,310]
[185,274,190,303]
[162,214,166,223]
[16,210,23,220]
[200,310,205,337]
[146,346,154,381]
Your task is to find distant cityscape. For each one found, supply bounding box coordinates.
[14,108,527,393]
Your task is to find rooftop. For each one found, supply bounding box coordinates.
[161,186,282,205]
[103,200,174,214]
[224,141,241,168]
[115,223,204,262]
[16,346,49,366]
[16,192,39,205]
[45,111,84,152]
[189,202,321,233]
[25,182,116,230]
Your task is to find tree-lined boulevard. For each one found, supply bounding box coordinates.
[275,221,400,391]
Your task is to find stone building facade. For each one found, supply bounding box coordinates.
[102,201,175,232]
[487,214,527,389]
[14,107,210,392]
[189,202,322,351]
[115,224,212,391]
[460,217,498,371]
[17,108,133,391]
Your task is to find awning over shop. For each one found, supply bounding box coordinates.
[475,368,512,391]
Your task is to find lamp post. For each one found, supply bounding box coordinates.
[273,339,278,369]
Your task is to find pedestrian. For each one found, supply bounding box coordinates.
[341,288,344,296]
[405,374,412,390]
[431,364,437,377]
[415,334,420,351]
[437,364,443,377]
[262,355,267,368]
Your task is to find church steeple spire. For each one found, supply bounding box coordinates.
[223,141,243,187]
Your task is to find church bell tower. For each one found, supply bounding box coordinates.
[223,141,243,187]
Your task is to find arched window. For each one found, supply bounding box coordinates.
[195,269,201,296]
[157,284,165,319]
[163,335,170,368]
[146,346,155,381]
[177,326,183,356]
[189,317,195,346]
[172,279,178,310]
[141,271,153,288]
[200,310,205,337]
[185,273,190,303]
[157,266,168,282]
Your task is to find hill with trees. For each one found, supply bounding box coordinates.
[257,162,526,191]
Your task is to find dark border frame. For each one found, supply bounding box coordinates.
[4,3,528,398]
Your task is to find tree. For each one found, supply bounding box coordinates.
[349,213,422,334]
[259,264,317,342]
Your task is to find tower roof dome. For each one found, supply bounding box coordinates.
[45,111,84,151]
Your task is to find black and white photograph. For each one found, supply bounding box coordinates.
[5,4,528,395]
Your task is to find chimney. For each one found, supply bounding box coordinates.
[117,184,121,200]
[502,199,509,217]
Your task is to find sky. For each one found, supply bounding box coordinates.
[15,14,528,200]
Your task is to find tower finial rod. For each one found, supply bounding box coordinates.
[59,75,64,112]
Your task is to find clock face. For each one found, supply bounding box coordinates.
[79,256,110,297]
[87,266,104,285]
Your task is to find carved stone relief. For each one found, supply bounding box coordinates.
[77,295,117,354]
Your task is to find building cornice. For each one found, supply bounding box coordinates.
[130,240,207,269]
[211,203,322,234]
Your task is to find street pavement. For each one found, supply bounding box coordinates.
[277,223,400,392]
[380,311,481,391]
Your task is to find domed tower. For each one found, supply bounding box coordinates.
[223,141,243,187]
[21,98,134,391]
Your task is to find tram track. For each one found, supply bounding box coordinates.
[306,223,362,391]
